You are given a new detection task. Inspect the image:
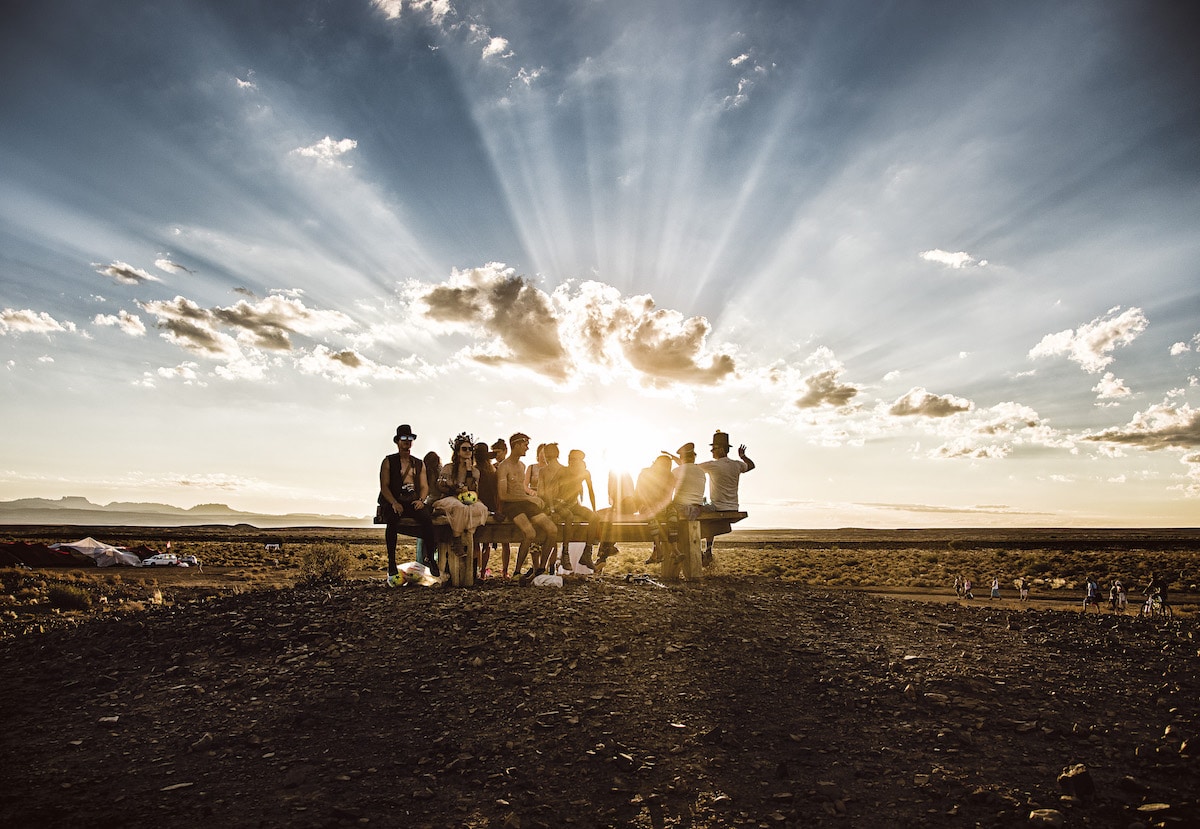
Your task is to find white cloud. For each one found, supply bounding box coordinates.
[1028,306,1148,374]
[730,53,750,67]
[291,136,358,166]
[154,258,193,275]
[0,308,77,335]
[919,249,988,269]
[931,438,1010,460]
[889,387,973,418]
[1091,371,1131,400]
[95,261,160,285]
[372,0,453,24]
[93,309,146,337]
[482,36,510,59]
[1170,341,1190,356]
[1083,402,1200,451]
[295,345,422,385]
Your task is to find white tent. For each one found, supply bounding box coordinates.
[49,537,142,567]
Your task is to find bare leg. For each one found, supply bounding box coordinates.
[533,514,558,571]
[511,513,536,574]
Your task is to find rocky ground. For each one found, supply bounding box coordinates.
[1,574,1197,829]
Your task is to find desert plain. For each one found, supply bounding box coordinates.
[1,525,1197,828]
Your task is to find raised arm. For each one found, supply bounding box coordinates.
[738,444,756,472]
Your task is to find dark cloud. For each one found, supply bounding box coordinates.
[139,294,352,361]
[423,268,570,379]
[95,261,160,286]
[327,349,363,368]
[795,368,859,409]
[620,310,735,386]
[889,387,973,418]
[213,303,294,351]
[139,297,238,357]
[418,268,736,386]
[1082,404,1200,450]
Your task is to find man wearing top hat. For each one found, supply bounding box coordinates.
[379,424,438,579]
[698,429,754,564]
[700,430,755,511]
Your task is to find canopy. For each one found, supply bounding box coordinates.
[49,537,142,567]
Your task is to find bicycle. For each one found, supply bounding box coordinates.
[1138,592,1173,619]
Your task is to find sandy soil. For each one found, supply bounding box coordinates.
[1,568,1197,828]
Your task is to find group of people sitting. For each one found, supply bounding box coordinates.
[377,423,755,584]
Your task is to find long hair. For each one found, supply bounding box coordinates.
[423,451,441,499]
[449,434,474,488]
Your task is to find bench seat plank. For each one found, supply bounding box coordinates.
[390,510,748,545]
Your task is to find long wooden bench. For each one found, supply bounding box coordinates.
[391,510,748,586]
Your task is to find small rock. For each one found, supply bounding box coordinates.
[1028,807,1064,826]
[1057,764,1094,800]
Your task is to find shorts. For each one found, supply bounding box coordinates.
[503,500,546,521]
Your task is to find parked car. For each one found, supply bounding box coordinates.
[141,553,180,567]
[179,555,201,567]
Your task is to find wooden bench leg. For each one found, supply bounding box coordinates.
[444,532,475,587]
[680,520,703,581]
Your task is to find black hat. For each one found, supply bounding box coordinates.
[711,429,731,448]
[394,424,417,441]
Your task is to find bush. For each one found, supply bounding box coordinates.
[48,584,92,611]
[298,543,354,585]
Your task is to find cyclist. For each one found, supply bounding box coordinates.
[1144,573,1172,617]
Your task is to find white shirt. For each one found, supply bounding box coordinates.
[672,464,707,507]
[700,456,749,510]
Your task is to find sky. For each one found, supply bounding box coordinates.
[2,0,1199,528]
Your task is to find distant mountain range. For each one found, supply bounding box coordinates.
[0,496,371,528]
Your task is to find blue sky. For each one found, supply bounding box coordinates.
[2,0,1198,527]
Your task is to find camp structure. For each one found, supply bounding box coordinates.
[48,537,143,567]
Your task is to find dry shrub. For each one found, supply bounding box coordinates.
[298,543,353,585]
[48,584,92,611]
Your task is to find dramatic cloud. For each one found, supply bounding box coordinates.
[93,309,146,337]
[291,136,358,165]
[919,249,988,269]
[889,387,973,418]
[0,308,77,335]
[1082,403,1200,450]
[416,265,737,386]
[421,264,570,380]
[95,261,160,285]
[1028,306,1148,373]
[618,308,735,386]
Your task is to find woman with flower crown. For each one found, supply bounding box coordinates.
[433,432,490,556]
